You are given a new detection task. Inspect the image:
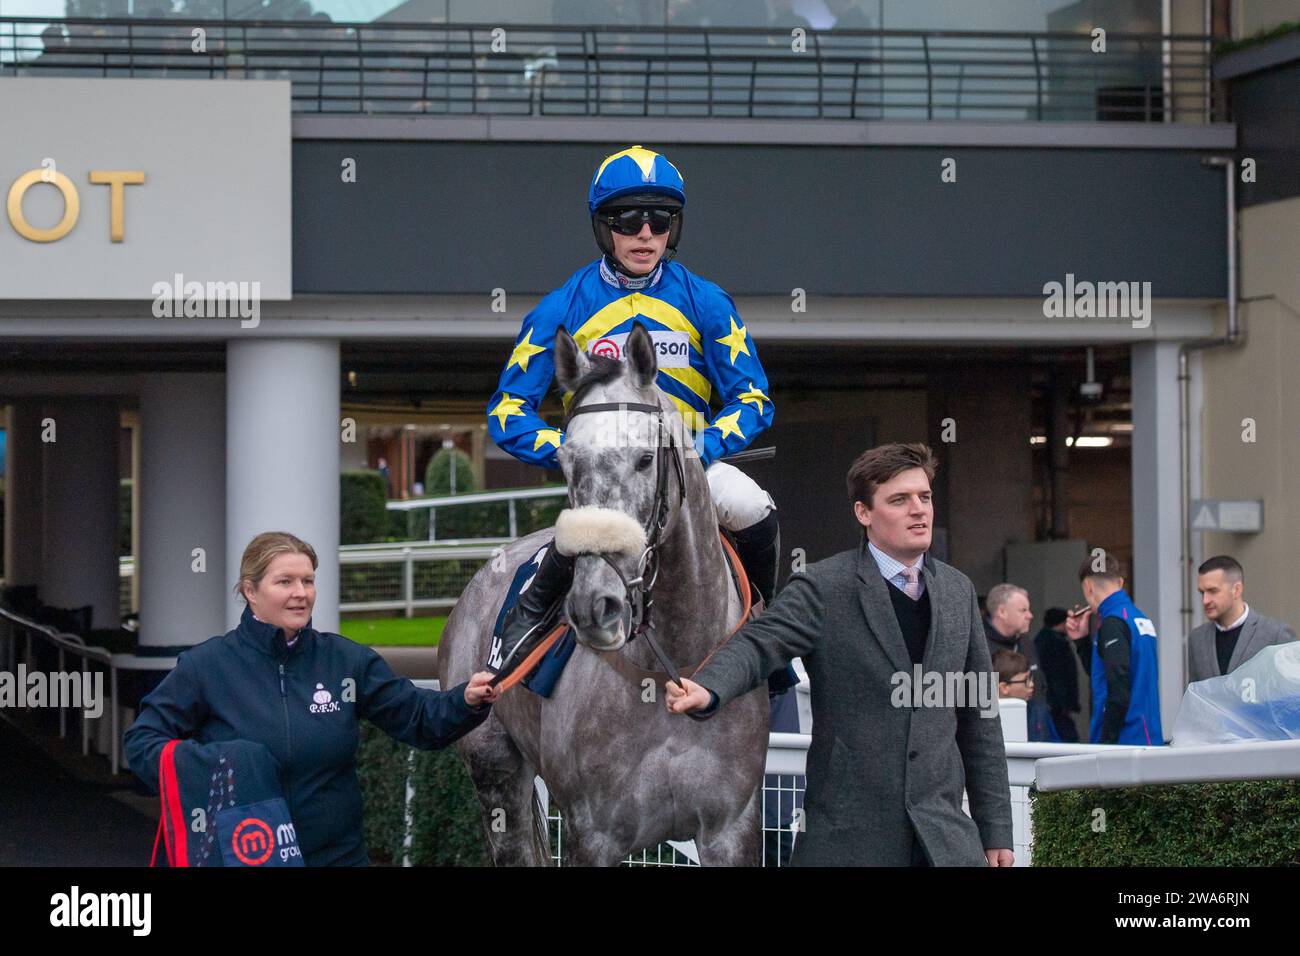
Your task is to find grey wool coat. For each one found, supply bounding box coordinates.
[693,541,1014,866]
[1187,607,1297,683]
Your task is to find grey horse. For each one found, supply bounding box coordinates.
[437,324,769,866]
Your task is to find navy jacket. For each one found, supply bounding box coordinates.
[125,605,491,866]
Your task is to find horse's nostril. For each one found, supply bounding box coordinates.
[592,596,622,629]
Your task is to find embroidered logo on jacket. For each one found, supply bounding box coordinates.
[309,683,341,714]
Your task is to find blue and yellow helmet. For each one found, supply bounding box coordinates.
[588,145,686,264]
[587,145,686,213]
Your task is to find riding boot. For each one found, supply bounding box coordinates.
[731,510,799,698]
[731,508,780,606]
[488,543,575,683]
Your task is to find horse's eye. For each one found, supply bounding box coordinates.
[636,452,654,470]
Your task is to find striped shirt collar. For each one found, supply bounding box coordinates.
[866,539,926,596]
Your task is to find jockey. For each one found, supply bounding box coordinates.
[485,145,784,684]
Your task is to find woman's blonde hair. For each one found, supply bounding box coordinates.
[234,531,319,603]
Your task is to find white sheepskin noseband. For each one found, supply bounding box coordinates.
[554,506,647,557]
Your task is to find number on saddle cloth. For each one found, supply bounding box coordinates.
[489,539,576,698]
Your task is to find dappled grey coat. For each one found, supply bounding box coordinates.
[693,541,1014,866]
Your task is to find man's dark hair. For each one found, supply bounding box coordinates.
[1198,554,1244,584]
[1078,551,1124,584]
[1043,607,1068,628]
[846,442,937,509]
[992,649,1030,685]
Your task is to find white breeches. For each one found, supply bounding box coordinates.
[705,460,775,532]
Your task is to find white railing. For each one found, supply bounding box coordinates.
[0,605,175,776]
[117,484,569,616]
[1035,738,1300,790]
[338,542,502,617]
[386,485,566,542]
[121,540,512,618]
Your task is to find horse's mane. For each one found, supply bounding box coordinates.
[562,351,682,429]
[561,353,632,418]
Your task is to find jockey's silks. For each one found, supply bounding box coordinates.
[488,257,774,469]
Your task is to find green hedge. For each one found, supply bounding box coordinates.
[357,721,491,866]
[1032,781,1300,865]
[341,470,389,545]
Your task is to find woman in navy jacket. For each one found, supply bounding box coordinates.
[125,531,500,866]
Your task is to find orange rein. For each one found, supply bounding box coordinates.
[492,530,754,695]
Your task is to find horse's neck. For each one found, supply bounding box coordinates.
[622,457,736,669]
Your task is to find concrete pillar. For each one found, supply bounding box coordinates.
[1130,341,1184,738]
[40,400,121,629]
[139,374,227,650]
[5,401,46,587]
[225,339,340,632]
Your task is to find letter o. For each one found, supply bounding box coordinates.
[7,169,80,242]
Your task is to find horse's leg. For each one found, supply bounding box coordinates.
[557,804,630,867]
[694,783,764,867]
[458,719,551,867]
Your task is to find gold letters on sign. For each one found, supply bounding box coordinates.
[6,170,145,242]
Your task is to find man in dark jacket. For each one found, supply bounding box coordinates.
[126,604,493,866]
[1034,607,1080,742]
[667,442,1014,866]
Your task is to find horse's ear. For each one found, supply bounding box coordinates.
[625,322,658,389]
[554,326,590,393]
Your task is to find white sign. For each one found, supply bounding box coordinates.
[1,78,291,300]
[1190,499,1263,533]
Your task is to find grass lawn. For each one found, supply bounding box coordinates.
[339,616,447,646]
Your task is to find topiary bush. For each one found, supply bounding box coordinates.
[1031,780,1300,865]
[419,447,501,540]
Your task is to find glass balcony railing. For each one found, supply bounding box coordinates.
[0,0,1178,32]
[0,16,1223,123]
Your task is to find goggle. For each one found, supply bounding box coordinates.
[600,206,678,236]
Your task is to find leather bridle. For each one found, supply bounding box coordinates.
[562,397,688,684]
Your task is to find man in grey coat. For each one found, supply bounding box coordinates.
[667,442,1014,866]
[1188,555,1297,683]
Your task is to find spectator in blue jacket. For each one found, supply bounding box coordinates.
[1064,553,1164,745]
[125,531,499,866]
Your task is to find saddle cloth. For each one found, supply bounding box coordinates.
[153,738,305,867]
[491,540,575,698]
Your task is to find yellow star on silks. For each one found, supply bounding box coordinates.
[506,328,546,373]
[596,145,662,180]
[710,410,746,441]
[532,428,562,452]
[490,394,527,430]
[737,382,769,414]
[715,316,751,365]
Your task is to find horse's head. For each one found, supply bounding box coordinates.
[551,322,687,651]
